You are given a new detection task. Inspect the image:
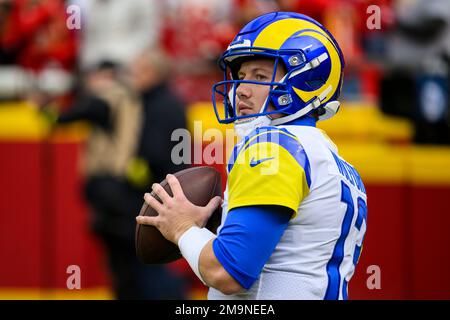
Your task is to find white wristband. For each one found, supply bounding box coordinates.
[178,226,216,285]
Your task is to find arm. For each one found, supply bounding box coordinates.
[57,95,110,128]
[198,205,293,295]
[199,240,241,295]
[136,175,293,295]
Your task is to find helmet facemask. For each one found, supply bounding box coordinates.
[212,48,303,125]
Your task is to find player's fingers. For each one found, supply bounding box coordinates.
[136,215,158,226]
[151,183,171,204]
[204,196,222,216]
[144,192,164,212]
[166,174,184,199]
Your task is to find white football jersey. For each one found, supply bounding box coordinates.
[208,125,367,300]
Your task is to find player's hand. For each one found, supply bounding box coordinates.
[136,174,222,244]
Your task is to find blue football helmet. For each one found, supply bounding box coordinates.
[212,12,345,125]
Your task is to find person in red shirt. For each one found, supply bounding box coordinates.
[0,0,77,71]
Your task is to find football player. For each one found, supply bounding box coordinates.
[137,12,368,300]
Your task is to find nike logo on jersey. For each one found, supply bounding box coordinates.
[249,157,275,167]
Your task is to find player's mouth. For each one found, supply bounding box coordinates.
[238,102,253,115]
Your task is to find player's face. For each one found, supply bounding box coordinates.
[235,59,285,117]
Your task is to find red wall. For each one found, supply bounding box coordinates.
[0,141,109,289]
[0,142,44,287]
[350,184,450,299]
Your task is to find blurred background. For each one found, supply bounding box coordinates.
[0,0,449,300]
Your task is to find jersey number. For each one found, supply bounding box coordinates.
[324,180,367,300]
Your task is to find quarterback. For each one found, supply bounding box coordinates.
[136,12,367,300]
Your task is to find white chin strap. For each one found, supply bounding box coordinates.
[270,84,333,126]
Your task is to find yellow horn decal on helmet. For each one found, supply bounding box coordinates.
[253,18,333,50]
[292,31,341,104]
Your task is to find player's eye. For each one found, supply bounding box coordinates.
[255,74,268,81]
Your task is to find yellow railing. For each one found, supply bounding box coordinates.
[1,100,449,185]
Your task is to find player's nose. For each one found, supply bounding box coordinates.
[236,82,252,100]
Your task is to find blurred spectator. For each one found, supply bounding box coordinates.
[56,62,145,299]
[358,0,395,61]
[72,0,161,71]
[0,0,76,102]
[127,48,189,186]
[37,60,187,299]
[0,0,76,71]
[381,0,450,144]
[124,47,191,298]
[126,48,192,296]
[386,0,449,71]
[234,0,279,26]
[161,0,237,102]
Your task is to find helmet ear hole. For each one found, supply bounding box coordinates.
[316,107,326,116]
[318,101,340,121]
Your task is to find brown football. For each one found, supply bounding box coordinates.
[135,166,223,264]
